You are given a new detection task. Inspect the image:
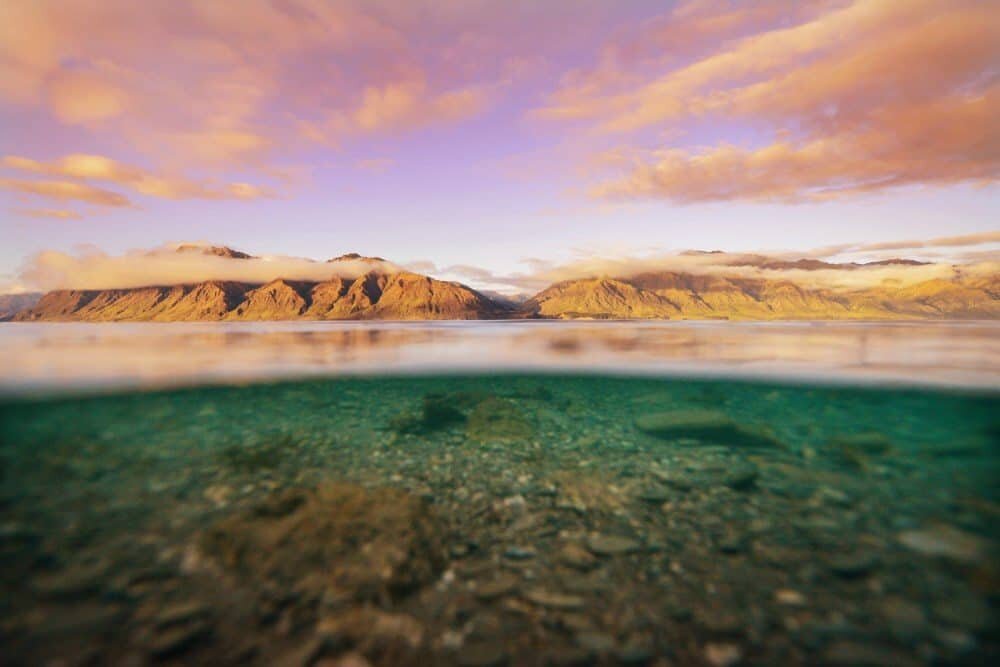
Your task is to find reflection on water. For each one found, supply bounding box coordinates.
[2,320,999,394]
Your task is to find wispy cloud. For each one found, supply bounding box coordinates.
[0,179,131,207]
[11,207,83,220]
[3,155,272,201]
[536,0,1000,202]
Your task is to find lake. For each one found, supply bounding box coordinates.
[0,321,997,665]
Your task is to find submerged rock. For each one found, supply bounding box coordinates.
[466,397,534,443]
[826,431,894,469]
[199,483,447,603]
[634,409,784,449]
[897,524,992,563]
[390,394,467,434]
[586,534,641,556]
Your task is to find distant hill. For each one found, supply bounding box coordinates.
[0,293,42,321]
[522,271,1000,320]
[8,244,999,321]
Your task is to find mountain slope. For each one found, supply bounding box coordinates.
[522,272,1000,320]
[15,272,509,322]
[0,292,42,321]
[9,246,999,321]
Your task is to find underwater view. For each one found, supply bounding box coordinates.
[0,322,997,666]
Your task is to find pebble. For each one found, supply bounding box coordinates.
[717,533,746,554]
[585,534,641,556]
[474,574,520,601]
[635,486,670,503]
[932,594,992,632]
[33,564,107,600]
[457,641,508,667]
[155,601,210,628]
[557,542,598,570]
[821,640,922,667]
[503,546,536,560]
[880,596,926,642]
[897,525,989,563]
[774,589,806,606]
[523,589,586,611]
[616,640,655,665]
[148,620,212,658]
[703,642,742,666]
[828,551,879,578]
[724,463,759,491]
[575,631,616,653]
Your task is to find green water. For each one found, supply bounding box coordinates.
[0,374,997,666]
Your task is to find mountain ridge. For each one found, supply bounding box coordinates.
[7,245,999,321]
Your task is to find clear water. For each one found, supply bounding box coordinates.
[0,322,997,666]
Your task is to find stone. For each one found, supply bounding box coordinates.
[616,640,655,665]
[718,533,747,554]
[821,641,921,667]
[558,543,599,570]
[523,589,587,611]
[585,534,641,556]
[704,642,742,667]
[828,551,879,578]
[575,631,616,653]
[897,524,990,563]
[880,596,926,642]
[503,546,536,560]
[148,620,212,658]
[466,397,534,443]
[32,562,107,600]
[475,574,520,601]
[457,641,508,667]
[155,601,210,628]
[932,595,992,632]
[199,483,446,604]
[315,609,424,657]
[391,394,467,434]
[635,410,784,449]
[724,463,759,491]
[774,589,806,606]
[542,647,593,666]
[635,486,670,503]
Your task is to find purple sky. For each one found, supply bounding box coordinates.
[1,0,997,293]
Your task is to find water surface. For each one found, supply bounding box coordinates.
[0,322,997,666]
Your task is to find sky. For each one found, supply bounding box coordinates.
[1,0,998,294]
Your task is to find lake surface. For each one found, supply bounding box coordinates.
[0,322,997,665]
[2,320,999,394]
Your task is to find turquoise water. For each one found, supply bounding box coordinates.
[0,370,997,666]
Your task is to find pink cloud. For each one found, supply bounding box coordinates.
[535,0,1000,201]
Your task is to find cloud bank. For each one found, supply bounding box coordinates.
[10,232,999,296]
[19,244,401,292]
[537,0,1000,202]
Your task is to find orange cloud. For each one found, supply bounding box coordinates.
[537,0,1000,201]
[11,208,83,220]
[2,154,273,201]
[0,0,510,168]
[47,69,130,124]
[0,179,131,207]
[594,87,998,203]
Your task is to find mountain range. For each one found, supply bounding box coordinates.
[7,246,999,321]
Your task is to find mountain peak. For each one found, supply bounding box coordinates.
[327,252,387,264]
[174,244,254,260]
